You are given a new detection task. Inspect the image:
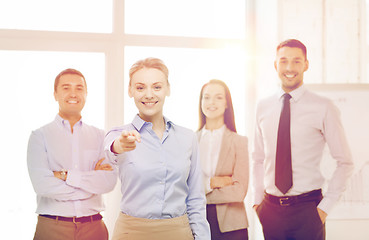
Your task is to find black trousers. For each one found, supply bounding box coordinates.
[206,204,248,240]
[256,196,325,240]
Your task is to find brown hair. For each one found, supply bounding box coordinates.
[54,68,86,92]
[198,79,236,132]
[129,57,169,86]
[277,39,307,60]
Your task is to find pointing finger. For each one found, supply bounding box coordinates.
[131,130,141,143]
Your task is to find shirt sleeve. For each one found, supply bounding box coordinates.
[318,100,354,214]
[65,128,118,194]
[251,103,266,206]
[103,128,130,166]
[186,133,211,239]
[65,154,118,194]
[206,135,249,204]
[27,130,93,201]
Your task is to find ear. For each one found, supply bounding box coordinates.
[128,86,133,98]
[54,91,57,101]
[274,60,277,71]
[166,85,171,97]
[304,59,309,72]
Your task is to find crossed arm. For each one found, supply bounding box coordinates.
[53,158,113,181]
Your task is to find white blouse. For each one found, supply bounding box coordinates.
[199,125,226,194]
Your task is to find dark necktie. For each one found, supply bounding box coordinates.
[275,93,292,194]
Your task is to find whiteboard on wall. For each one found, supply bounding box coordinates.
[306,84,369,219]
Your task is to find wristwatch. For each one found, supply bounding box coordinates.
[60,169,67,181]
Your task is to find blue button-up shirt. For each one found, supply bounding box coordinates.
[104,115,210,239]
[27,115,117,217]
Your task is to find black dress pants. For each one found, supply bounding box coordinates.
[256,197,325,240]
[206,204,248,240]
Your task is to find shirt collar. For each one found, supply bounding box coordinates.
[55,114,83,127]
[131,114,173,132]
[201,124,226,137]
[278,84,306,102]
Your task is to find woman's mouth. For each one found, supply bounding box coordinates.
[207,107,217,111]
[142,101,158,106]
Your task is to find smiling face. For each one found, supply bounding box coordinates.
[129,67,170,123]
[274,46,309,92]
[201,83,227,122]
[54,73,87,120]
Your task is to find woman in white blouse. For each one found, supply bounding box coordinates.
[197,79,249,240]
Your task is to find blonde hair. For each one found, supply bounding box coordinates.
[129,57,169,85]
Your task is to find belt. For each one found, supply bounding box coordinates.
[265,189,322,207]
[40,213,102,223]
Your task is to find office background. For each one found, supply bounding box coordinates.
[1,0,368,239]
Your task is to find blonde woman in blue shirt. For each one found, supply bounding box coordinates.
[104,57,210,240]
[198,79,249,240]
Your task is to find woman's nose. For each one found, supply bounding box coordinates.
[145,88,154,98]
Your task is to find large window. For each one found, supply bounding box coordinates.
[0,0,112,33]
[124,0,246,38]
[0,1,250,239]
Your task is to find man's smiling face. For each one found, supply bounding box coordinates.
[274,46,309,92]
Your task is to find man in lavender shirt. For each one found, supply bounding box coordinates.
[27,68,117,240]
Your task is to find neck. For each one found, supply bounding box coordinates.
[140,113,166,138]
[59,112,81,132]
[205,117,224,130]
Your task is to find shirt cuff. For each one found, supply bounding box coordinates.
[252,190,264,206]
[65,169,82,188]
[317,196,336,215]
[204,177,212,194]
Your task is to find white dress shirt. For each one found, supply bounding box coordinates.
[199,125,226,194]
[252,84,354,214]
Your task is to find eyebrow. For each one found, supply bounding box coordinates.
[60,83,85,88]
[203,93,224,96]
[280,57,303,60]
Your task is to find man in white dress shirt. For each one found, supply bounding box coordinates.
[252,39,354,240]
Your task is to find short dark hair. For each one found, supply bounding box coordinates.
[198,79,237,133]
[277,39,307,59]
[54,68,86,92]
